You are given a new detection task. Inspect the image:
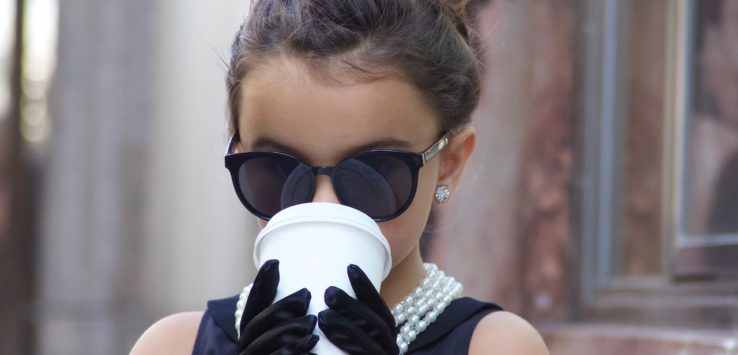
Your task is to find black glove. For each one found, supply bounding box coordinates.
[238,259,319,355]
[318,264,399,355]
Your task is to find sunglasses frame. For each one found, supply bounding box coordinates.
[224,133,449,221]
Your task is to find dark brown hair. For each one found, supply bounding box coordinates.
[226,0,481,136]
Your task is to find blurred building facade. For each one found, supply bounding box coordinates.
[1,0,737,354]
[2,0,259,353]
[429,0,738,353]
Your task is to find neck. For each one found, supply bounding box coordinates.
[379,246,426,308]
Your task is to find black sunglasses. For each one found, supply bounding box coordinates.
[224,133,449,221]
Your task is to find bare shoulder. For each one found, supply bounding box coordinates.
[468,311,549,355]
[129,311,204,355]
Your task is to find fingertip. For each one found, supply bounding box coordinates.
[347,264,367,282]
[348,264,362,279]
[297,287,311,299]
[307,334,319,349]
[317,310,326,327]
[317,309,330,325]
[265,259,279,266]
[307,314,318,331]
[261,259,279,273]
[254,259,279,283]
[316,310,336,339]
[307,313,318,323]
[323,286,344,306]
[325,285,340,296]
[286,287,311,302]
[293,288,312,311]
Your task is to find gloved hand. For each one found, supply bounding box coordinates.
[238,259,319,355]
[318,264,400,355]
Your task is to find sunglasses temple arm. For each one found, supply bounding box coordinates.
[421,135,449,164]
[225,133,238,156]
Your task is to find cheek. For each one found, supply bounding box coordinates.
[378,165,438,265]
[257,219,267,229]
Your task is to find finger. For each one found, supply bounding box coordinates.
[241,314,317,355]
[318,309,385,355]
[347,264,396,328]
[268,334,319,355]
[240,288,311,345]
[324,286,394,344]
[241,259,280,333]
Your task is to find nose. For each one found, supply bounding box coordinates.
[312,175,340,204]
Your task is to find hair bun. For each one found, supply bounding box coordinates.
[440,0,472,40]
[443,0,471,16]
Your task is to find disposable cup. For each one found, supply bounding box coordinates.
[253,202,392,354]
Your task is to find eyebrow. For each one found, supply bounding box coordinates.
[249,136,415,156]
[250,137,299,154]
[349,138,415,152]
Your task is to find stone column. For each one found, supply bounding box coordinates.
[38,0,158,352]
[38,0,256,353]
[430,0,575,321]
[431,0,534,313]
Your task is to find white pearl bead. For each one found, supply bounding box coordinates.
[404,296,415,306]
[397,313,407,324]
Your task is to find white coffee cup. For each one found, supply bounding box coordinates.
[253,202,393,355]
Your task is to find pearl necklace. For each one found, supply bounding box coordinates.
[392,263,463,354]
[234,263,462,354]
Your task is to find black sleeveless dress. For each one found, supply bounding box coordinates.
[192,295,502,355]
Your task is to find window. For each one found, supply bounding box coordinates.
[576,0,738,329]
[673,0,738,279]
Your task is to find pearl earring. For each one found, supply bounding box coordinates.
[435,185,450,204]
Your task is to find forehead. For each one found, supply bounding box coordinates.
[237,55,440,162]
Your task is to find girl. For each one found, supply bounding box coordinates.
[132,0,549,354]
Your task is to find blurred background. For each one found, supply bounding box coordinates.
[1,0,737,354]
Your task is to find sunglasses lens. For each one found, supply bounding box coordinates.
[334,153,415,220]
[230,151,419,221]
[237,154,314,218]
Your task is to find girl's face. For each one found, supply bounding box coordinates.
[236,55,443,267]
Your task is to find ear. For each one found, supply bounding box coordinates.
[437,127,476,191]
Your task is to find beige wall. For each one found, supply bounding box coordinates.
[37,1,258,353]
[142,0,258,316]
